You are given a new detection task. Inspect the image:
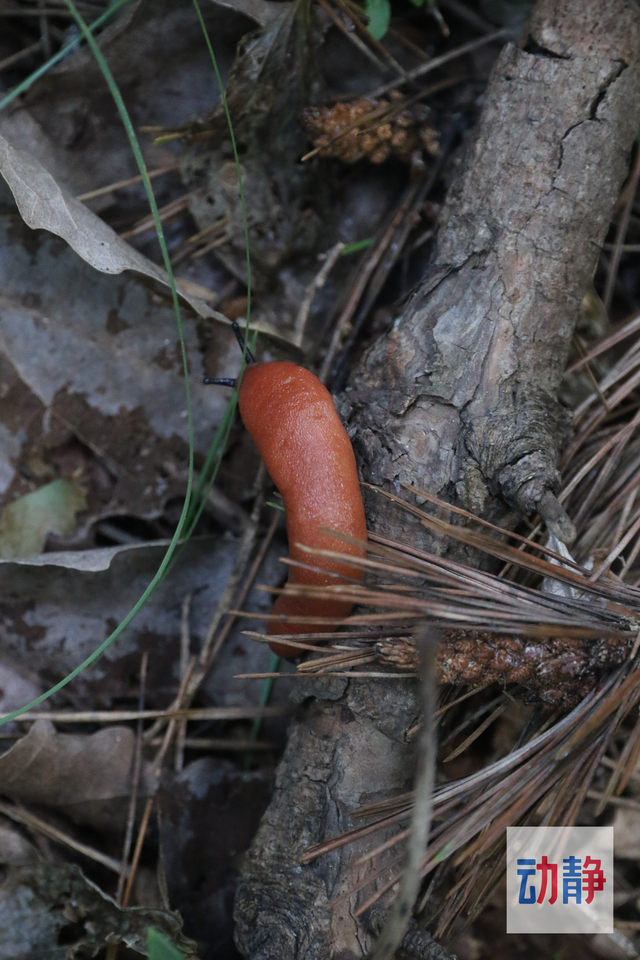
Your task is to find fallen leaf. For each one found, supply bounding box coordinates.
[0,205,236,518]
[0,479,87,559]
[0,719,152,832]
[0,0,257,201]
[0,133,227,325]
[0,536,284,708]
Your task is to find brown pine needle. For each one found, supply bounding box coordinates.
[115,651,148,903]
[442,703,508,763]
[0,706,289,723]
[76,161,179,201]
[0,799,123,875]
[565,312,640,375]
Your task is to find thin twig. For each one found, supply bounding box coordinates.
[564,313,640,375]
[175,594,192,772]
[366,627,440,960]
[108,652,149,960]
[143,484,280,740]
[195,467,268,676]
[367,29,509,100]
[0,706,289,723]
[122,657,196,908]
[330,126,454,390]
[0,799,123,874]
[330,0,409,80]
[293,242,345,347]
[119,193,190,240]
[320,183,421,383]
[140,482,277,744]
[148,736,275,750]
[572,334,611,412]
[0,40,42,72]
[235,671,415,679]
[76,161,179,201]
[116,651,148,902]
[590,510,640,582]
[121,796,153,908]
[316,0,392,77]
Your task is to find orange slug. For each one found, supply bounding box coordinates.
[206,326,367,657]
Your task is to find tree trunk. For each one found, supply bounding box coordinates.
[235,2,640,957]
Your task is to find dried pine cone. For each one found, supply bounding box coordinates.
[301,91,439,166]
[374,630,631,709]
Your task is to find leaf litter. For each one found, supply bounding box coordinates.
[4,1,640,958]
[0,3,312,952]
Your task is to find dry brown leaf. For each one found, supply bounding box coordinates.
[0,537,282,709]
[0,133,228,325]
[0,197,236,518]
[0,719,153,832]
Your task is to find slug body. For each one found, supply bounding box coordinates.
[238,361,367,657]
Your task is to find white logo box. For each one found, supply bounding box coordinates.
[506,826,614,934]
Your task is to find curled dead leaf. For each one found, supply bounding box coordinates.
[0,132,228,325]
[0,719,153,832]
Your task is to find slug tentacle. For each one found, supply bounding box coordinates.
[203,377,237,387]
[231,320,256,364]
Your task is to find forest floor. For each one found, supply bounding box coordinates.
[1,2,640,959]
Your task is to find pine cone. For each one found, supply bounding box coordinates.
[374,630,630,708]
[301,92,439,166]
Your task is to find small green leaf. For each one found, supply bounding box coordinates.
[408,0,426,6]
[341,237,374,255]
[365,0,391,40]
[148,927,184,960]
[0,478,87,559]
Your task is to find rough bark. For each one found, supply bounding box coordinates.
[347,0,640,549]
[235,2,640,958]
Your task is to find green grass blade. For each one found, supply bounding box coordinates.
[342,237,374,255]
[192,2,280,752]
[0,0,264,726]
[182,0,256,537]
[245,650,280,769]
[0,1,195,727]
[191,0,251,341]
